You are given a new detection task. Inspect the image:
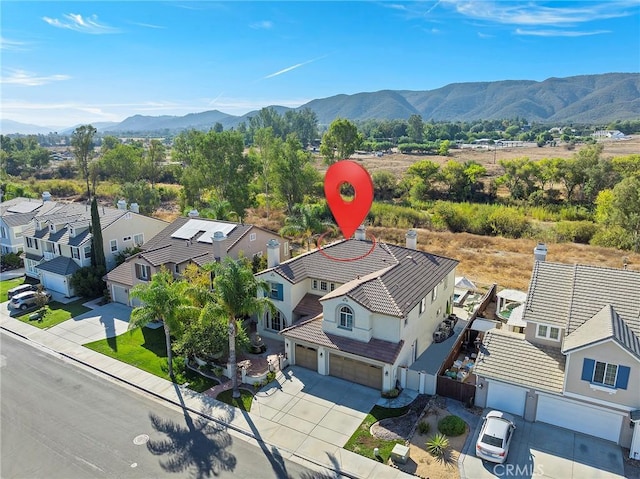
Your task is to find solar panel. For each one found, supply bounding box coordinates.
[170,219,236,243]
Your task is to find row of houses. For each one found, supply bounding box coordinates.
[1,195,638,459]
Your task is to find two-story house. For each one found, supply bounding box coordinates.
[255,228,458,392]
[0,195,59,255]
[105,215,287,306]
[22,202,167,297]
[474,260,640,458]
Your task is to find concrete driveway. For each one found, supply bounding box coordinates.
[46,303,133,345]
[460,414,626,479]
[250,366,380,459]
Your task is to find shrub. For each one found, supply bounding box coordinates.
[368,203,430,229]
[426,433,449,457]
[266,371,276,383]
[69,265,106,298]
[418,421,430,435]
[438,415,466,436]
[381,388,400,399]
[1,252,23,268]
[488,208,530,238]
[553,221,599,244]
[590,225,635,250]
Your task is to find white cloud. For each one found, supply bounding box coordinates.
[250,20,273,30]
[130,22,165,29]
[42,13,120,34]
[1,69,71,86]
[0,36,29,51]
[442,0,637,26]
[515,28,610,37]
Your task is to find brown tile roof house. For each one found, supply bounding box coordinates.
[105,216,286,305]
[257,234,459,392]
[473,260,640,454]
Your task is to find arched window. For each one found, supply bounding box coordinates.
[339,306,354,330]
[265,310,286,331]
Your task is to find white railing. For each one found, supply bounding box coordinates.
[43,251,56,260]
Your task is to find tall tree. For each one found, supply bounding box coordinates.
[145,139,165,187]
[90,197,107,271]
[71,124,97,199]
[129,269,197,379]
[208,257,274,398]
[407,114,424,143]
[254,127,279,218]
[320,118,362,165]
[273,134,319,213]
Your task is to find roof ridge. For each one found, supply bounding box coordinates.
[565,264,579,332]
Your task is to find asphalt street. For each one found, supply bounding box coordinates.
[0,332,323,479]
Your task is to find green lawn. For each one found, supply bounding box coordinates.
[216,389,253,412]
[344,405,410,462]
[15,299,91,329]
[0,278,25,299]
[84,326,217,392]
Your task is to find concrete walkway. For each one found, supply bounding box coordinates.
[0,307,414,479]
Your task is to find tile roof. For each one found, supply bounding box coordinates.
[35,256,81,276]
[524,262,640,336]
[474,329,566,394]
[562,304,640,359]
[0,199,60,227]
[269,239,458,317]
[292,293,323,321]
[103,261,134,287]
[138,216,256,266]
[281,316,404,364]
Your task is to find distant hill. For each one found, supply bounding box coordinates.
[0,120,64,135]
[4,73,639,135]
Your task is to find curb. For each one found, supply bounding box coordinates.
[0,325,364,479]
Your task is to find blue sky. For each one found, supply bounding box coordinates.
[2,1,639,128]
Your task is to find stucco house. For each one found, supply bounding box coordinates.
[105,215,287,306]
[255,228,458,392]
[474,260,640,458]
[0,194,59,255]
[22,201,168,297]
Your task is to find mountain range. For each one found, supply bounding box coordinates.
[3,73,638,135]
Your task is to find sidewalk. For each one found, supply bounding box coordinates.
[0,311,414,479]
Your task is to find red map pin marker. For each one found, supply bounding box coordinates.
[324,160,374,239]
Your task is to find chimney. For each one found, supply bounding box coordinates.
[188,209,199,218]
[42,191,52,202]
[129,202,139,213]
[533,242,548,262]
[267,239,281,268]
[117,199,127,210]
[355,224,366,241]
[405,229,417,249]
[212,231,226,262]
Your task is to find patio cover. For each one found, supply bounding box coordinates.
[470,318,498,332]
[506,304,527,329]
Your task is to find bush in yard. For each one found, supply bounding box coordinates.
[438,415,466,436]
[418,421,430,434]
[1,252,23,269]
[70,265,106,298]
[426,433,449,457]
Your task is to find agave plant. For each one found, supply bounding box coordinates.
[426,433,450,458]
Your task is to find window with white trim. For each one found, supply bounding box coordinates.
[249,233,256,241]
[71,247,80,259]
[0,226,6,239]
[419,296,427,314]
[133,234,144,246]
[339,306,354,330]
[84,245,92,258]
[26,237,39,250]
[312,279,318,290]
[593,361,617,387]
[431,285,438,302]
[135,263,151,281]
[536,324,560,341]
[110,239,118,253]
[330,283,335,292]
[123,236,132,242]
[320,281,327,291]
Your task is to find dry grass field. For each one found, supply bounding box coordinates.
[348,136,640,180]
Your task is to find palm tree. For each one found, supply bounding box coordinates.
[279,203,335,251]
[209,257,275,399]
[129,268,197,379]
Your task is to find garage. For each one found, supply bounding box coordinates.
[41,273,68,296]
[536,394,623,443]
[329,354,383,390]
[486,380,527,416]
[295,344,317,371]
[111,285,129,305]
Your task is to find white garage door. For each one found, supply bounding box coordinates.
[112,285,129,305]
[536,395,623,443]
[42,273,67,295]
[486,381,527,416]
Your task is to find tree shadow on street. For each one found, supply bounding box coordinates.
[146,384,237,478]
